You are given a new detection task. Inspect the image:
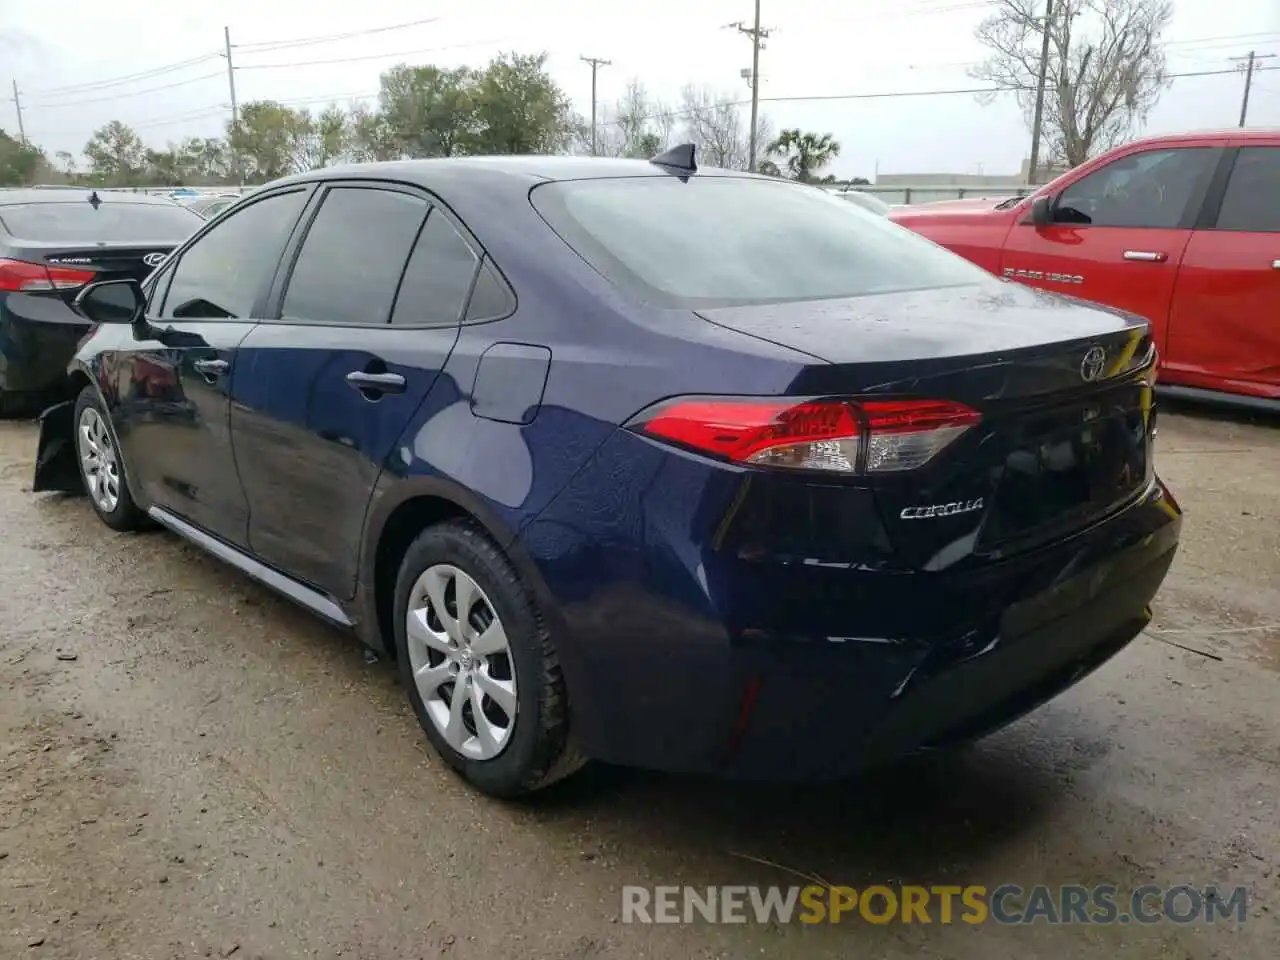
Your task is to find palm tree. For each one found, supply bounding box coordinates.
[764,129,841,183]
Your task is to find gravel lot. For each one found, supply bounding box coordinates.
[1,407,1277,959]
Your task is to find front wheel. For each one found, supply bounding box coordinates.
[73,386,145,532]
[393,520,585,798]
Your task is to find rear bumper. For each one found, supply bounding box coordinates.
[726,519,1174,779]
[521,434,1182,778]
[0,300,90,394]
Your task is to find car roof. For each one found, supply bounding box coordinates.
[0,187,184,208]
[271,155,756,191]
[1127,127,1280,147]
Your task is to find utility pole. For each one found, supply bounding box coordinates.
[729,1,771,172]
[580,56,611,156]
[10,80,25,143]
[1027,0,1054,185]
[1231,51,1276,127]
[223,26,240,183]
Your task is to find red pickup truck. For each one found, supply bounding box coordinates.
[890,129,1280,409]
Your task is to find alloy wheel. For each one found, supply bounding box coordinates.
[406,563,518,760]
[77,406,121,514]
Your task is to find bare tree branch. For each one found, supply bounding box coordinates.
[970,0,1172,169]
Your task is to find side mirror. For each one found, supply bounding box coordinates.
[74,279,145,326]
[1029,195,1053,227]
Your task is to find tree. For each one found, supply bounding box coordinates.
[83,120,146,185]
[763,129,842,183]
[379,64,476,158]
[678,85,772,170]
[54,150,77,179]
[229,101,314,182]
[467,52,574,154]
[585,79,674,158]
[345,101,398,162]
[0,129,43,186]
[971,0,1173,168]
[177,137,231,182]
[294,105,349,171]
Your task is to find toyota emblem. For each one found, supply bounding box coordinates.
[1080,345,1106,382]
[142,252,167,268]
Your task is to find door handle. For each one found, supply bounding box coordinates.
[345,370,406,397]
[1123,250,1167,262]
[1272,259,1280,270]
[192,358,229,381]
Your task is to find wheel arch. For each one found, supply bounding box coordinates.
[356,476,566,663]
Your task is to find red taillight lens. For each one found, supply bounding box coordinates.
[0,258,96,293]
[629,396,980,475]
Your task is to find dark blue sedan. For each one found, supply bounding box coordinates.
[33,147,1181,797]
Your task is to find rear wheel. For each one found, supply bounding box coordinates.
[73,386,145,532]
[393,520,585,798]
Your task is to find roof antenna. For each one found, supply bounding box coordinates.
[649,143,697,180]
[88,190,101,209]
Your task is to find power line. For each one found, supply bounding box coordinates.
[17,14,449,101]
[591,66,1280,128]
[1166,31,1280,48]
[235,37,514,71]
[24,72,225,109]
[235,16,444,53]
[134,107,230,130]
[22,53,222,98]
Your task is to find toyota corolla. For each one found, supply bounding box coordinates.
[33,147,1181,797]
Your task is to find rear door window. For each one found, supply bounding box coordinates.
[281,187,429,326]
[389,209,480,326]
[1213,147,1280,232]
[0,201,203,242]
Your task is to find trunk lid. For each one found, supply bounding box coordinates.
[696,281,1158,566]
[7,241,177,308]
[32,241,175,285]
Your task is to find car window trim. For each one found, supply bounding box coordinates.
[259,176,516,328]
[1049,145,1224,232]
[1199,146,1280,233]
[150,184,314,321]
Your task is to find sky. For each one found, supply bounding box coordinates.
[1,0,1278,180]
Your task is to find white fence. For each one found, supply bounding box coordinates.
[833,183,1033,205]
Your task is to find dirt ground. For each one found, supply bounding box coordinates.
[1,405,1277,960]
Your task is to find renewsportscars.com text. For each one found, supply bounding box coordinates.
[621,884,1249,925]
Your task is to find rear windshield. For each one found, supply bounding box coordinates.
[0,201,203,243]
[530,176,989,308]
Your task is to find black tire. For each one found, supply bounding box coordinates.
[73,385,146,532]
[393,520,586,798]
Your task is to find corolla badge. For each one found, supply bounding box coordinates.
[900,498,984,520]
[142,252,167,267]
[1080,345,1106,382]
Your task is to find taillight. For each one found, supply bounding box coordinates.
[628,396,980,475]
[0,258,96,293]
